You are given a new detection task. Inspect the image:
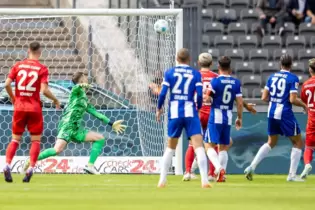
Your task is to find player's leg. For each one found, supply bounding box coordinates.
[217,125,231,181]
[190,157,198,179]
[183,139,195,181]
[287,134,303,181]
[301,133,315,179]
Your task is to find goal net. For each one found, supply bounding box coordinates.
[0,9,183,175]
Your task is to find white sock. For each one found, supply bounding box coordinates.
[158,147,175,184]
[191,157,198,173]
[195,147,209,184]
[250,143,271,170]
[207,148,221,171]
[219,151,228,171]
[289,147,302,177]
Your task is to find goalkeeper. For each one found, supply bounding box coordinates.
[22,72,126,174]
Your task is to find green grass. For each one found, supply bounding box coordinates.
[0,174,313,210]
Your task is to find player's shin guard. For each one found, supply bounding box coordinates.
[195,147,209,185]
[5,140,19,166]
[158,147,175,186]
[88,139,105,165]
[304,147,313,165]
[289,147,302,176]
[37,148,57,161]
[30,141,40,168]
[185,145,194,173]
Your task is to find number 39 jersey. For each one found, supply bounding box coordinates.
[209,75,242,125]
[8,59,49,112]
[265,70,299,120]
[162,64,202,119]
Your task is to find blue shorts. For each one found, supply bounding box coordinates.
[204,123,231,145]
[168,117,202,138]
[268,117,301,137]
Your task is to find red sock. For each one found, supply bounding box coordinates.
[5,140,19,165]
[185,145,194,173]
[304,147,313,165]
[208,146,218,176]
[30,141,40,167]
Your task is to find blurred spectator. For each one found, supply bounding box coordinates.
[306,2,315,24]
[256,0,286,37]
[287,0,308,26]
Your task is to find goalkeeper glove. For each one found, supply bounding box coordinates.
[112,120,127,134]
[79,83,92,89]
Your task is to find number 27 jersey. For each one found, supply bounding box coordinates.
[265,70,299,120]
[8,59,49,112]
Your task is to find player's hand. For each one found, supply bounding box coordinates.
[235,118,242,130]
[112,120,127,134]
[156,109,163,122]
[53,99,61,109]
[80,83,92,89]
[245,103,257,114]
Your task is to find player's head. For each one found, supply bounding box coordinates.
[72,72,88,85]
[28,42,41,59]
[198,52,212,68]
[176,48,190,65]
[280,54,293,71]
[218,56,231,74]
[309,58,315,76]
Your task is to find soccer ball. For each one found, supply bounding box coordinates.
[154,19,169,33]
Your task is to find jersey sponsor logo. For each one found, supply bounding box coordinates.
[295,82,299,89]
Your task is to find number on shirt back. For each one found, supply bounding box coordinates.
[172,73,193,94]
[17,70,38,92]
[222,85,232,104]
[270,77,286,97]
[306,89,315,108]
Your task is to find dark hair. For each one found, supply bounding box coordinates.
[280,54,292,69]
[72,72,84,84]
[218,56,231,71]
[177,48,190,63]
[29,42,41,52]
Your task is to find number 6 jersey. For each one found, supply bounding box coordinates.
[8,59,49,112]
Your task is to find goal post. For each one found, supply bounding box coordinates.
[0,8,184,175]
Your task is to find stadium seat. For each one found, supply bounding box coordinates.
[207,48,220,61]
[224,49,244,69]
[273,49,294,61]
[260,61,278,84]
[242,75,262,97]
[291,62,305,74]
[242,87,249,98]
[216,9,237,25]
[201,8,214,23]
[262,36,282,59]
[249,49,269,73]
[310,36,315,48]
[235,61,255,81]
[238,35,258,58]
[160,0,182,6]
[203,22,224,45]
[283,22,295,36]
[214,35,234,55]
[228,22,248,43]
[211,62,219,73]
[202,35,210,49]
[206,0,227,10]
[250,0,258,8]
[240,9,259,29]
[183,0,204,5]
[299,23,315,46]
[252,88,263,99]
[298,49,315,68]
[286,36,306,59]
[296,74,309,84]
[229,0,250,17]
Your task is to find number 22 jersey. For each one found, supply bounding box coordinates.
[8,59,49,112]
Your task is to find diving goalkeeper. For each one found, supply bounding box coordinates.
[22,72,126,174]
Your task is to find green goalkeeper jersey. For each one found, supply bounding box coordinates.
[59,84,110,128]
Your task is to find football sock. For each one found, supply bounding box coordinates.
[88,139,105,165]
[185,145,194,173]
[37,148,57,161]
[191,157,198,173]
[219,150,228,171]
[304,147,313,165]
[5,140,19,166]
[289,147,302,176]
[207,147,221,171]
[158,147,175,184]
[30,141,40,167]
[250,143,271,170]
[195,147,209,184]
[208,146,218,176]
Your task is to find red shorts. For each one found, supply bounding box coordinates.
[305,133,315,147]
[199,112,210,131]
[12,111,43,135]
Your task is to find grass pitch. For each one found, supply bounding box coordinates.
[0,174,313,210]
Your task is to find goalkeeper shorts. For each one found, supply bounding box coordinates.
[57,125,88,143]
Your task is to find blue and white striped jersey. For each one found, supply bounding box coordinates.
[265,70,299,120]
[157,64,203,119]
[209,75,242,125]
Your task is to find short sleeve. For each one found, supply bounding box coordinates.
[290,76,299,93]
[210,78,218,94]
[235,79,242,97]
[161,71,170,87]
[40,66,49,84]
[8,64,17,81]
[264,77,271,91]
[195,71,203,87]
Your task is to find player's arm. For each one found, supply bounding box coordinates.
[40,67,60,108]
[262,78,271,102]
[156,72,170,122]
[235,82,243,130]
[5,65,17,103]
[243,101,256,114]
[86,104,126,134]
[289,78,307,110]
[195,72,203,110]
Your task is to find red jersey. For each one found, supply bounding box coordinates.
[301,76,315,135]
[199,69,218,114]
[8,59,49,112]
